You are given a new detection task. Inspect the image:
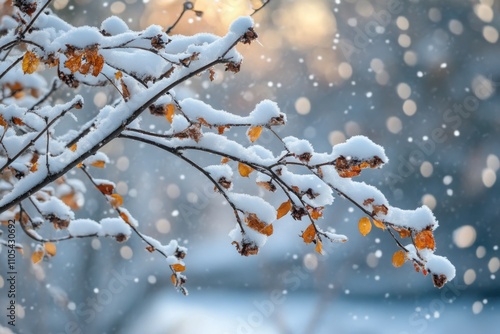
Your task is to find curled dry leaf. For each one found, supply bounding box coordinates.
[373,219,386,230]
[245,213,273,236]
[315,240,323,254]
[109,194,124,208]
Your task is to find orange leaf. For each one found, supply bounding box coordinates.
[260,224,274,236]
[65,53,82,73]
[197,117,210,127]
[120,211,130,224]
[247,126,263,143]
[310,208,323,220]
[91,53,104,76]
[218,126,227,134]
[165,104,175,123]
[61,192,80,210]
[221,157,230,164]
[44,242,57,256]
[115,71,123,79]
[315,240,323,254]
[97,183,114,195]
[373,219,386,230]
[358,217,372,236]
[109,194,123,208]
[171,263,186,272]
[414,230,435,250]
[276,200,292,219]
[398,228,411,238]
[392,250,406,267]
[70,143,77,152]
[238,162,253,177]
[22,51,39,74]
[301,224,316,244]
[91,160,106,168]
[0,115,7,128]
[30,161,38,172]
[31,250,44,264]
[145,245,155,252]
[170,273,178,286]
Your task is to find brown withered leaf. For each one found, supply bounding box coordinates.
[120,79,130,100]
[245,213,273,236]
[372,204,388,216]
[240,27,258,44]
[432,274,447,288]
[232,240,259,256]
[225,61,241,73]
[209,67,215,81]
[218,177,232,190]
[145,245,155,253]
[96,183,114,195]
[256,181,276,192]
[291,205,307,220]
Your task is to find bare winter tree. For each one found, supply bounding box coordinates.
[0,0,454,296]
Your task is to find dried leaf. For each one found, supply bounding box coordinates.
[91,160,106,168]
[31,250,44,264]
[12,117,24,126]
[22,51,39,74]
[373,219,386,230]
[358,217,372,236]
[197,117,211,127]
[166,104,175,123]
[245,213,273,236]
[315,240,323,254]
[398,228,411,238]
[277,200,292,219]
[65,53,82,73]
[44,242,57,257]
[171,273,178,286]
[61,192,80,210]
[120,79,130,100]
[0,115,7,128]
[96,183,114,195]
[171,263,186,272]
[109,194,123,208]
[256,181,276,192]
[415,230,435,250]
[247,126,263,143]
[392,250,406,267]
[115,71,123,79]
[145,245,155,252]
[302,224,316,244]
[209,67,215,81]
[310,207,323,220]
[69,143,77,152]
[238,162,253,177]
[120,211,130,225]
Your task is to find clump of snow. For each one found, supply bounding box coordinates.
[332,135,388,163]
[99,217,131,238]
[100,16,130,35]
[229,16,254,36]
[68,219,101,237]
[426,254,456,281]
[227,193,276,224]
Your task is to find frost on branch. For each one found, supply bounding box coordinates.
[0,0,454,295]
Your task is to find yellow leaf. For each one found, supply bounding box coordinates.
[115,71,123,79]
[415,230,435,250]
[22,51,39,74]
[301,224,316,244]
[373,219,386,230]
[398,228,411,238]
[109,194,123,208]
[70,143,77,152]
[31,250,44,264]
[392,250,406,268]
[171,263,186,272]
[165,104,175,123]
[247,126,263,143]
[171,273,178,286]
[276,200,292,219]
[91,160,106,168]
[238,162,253,177]
[61,192,80,210]
[44,242,57,256]
[315,240,323,254]
[358,217,372,236]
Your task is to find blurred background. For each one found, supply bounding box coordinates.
[1,0,499,333]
